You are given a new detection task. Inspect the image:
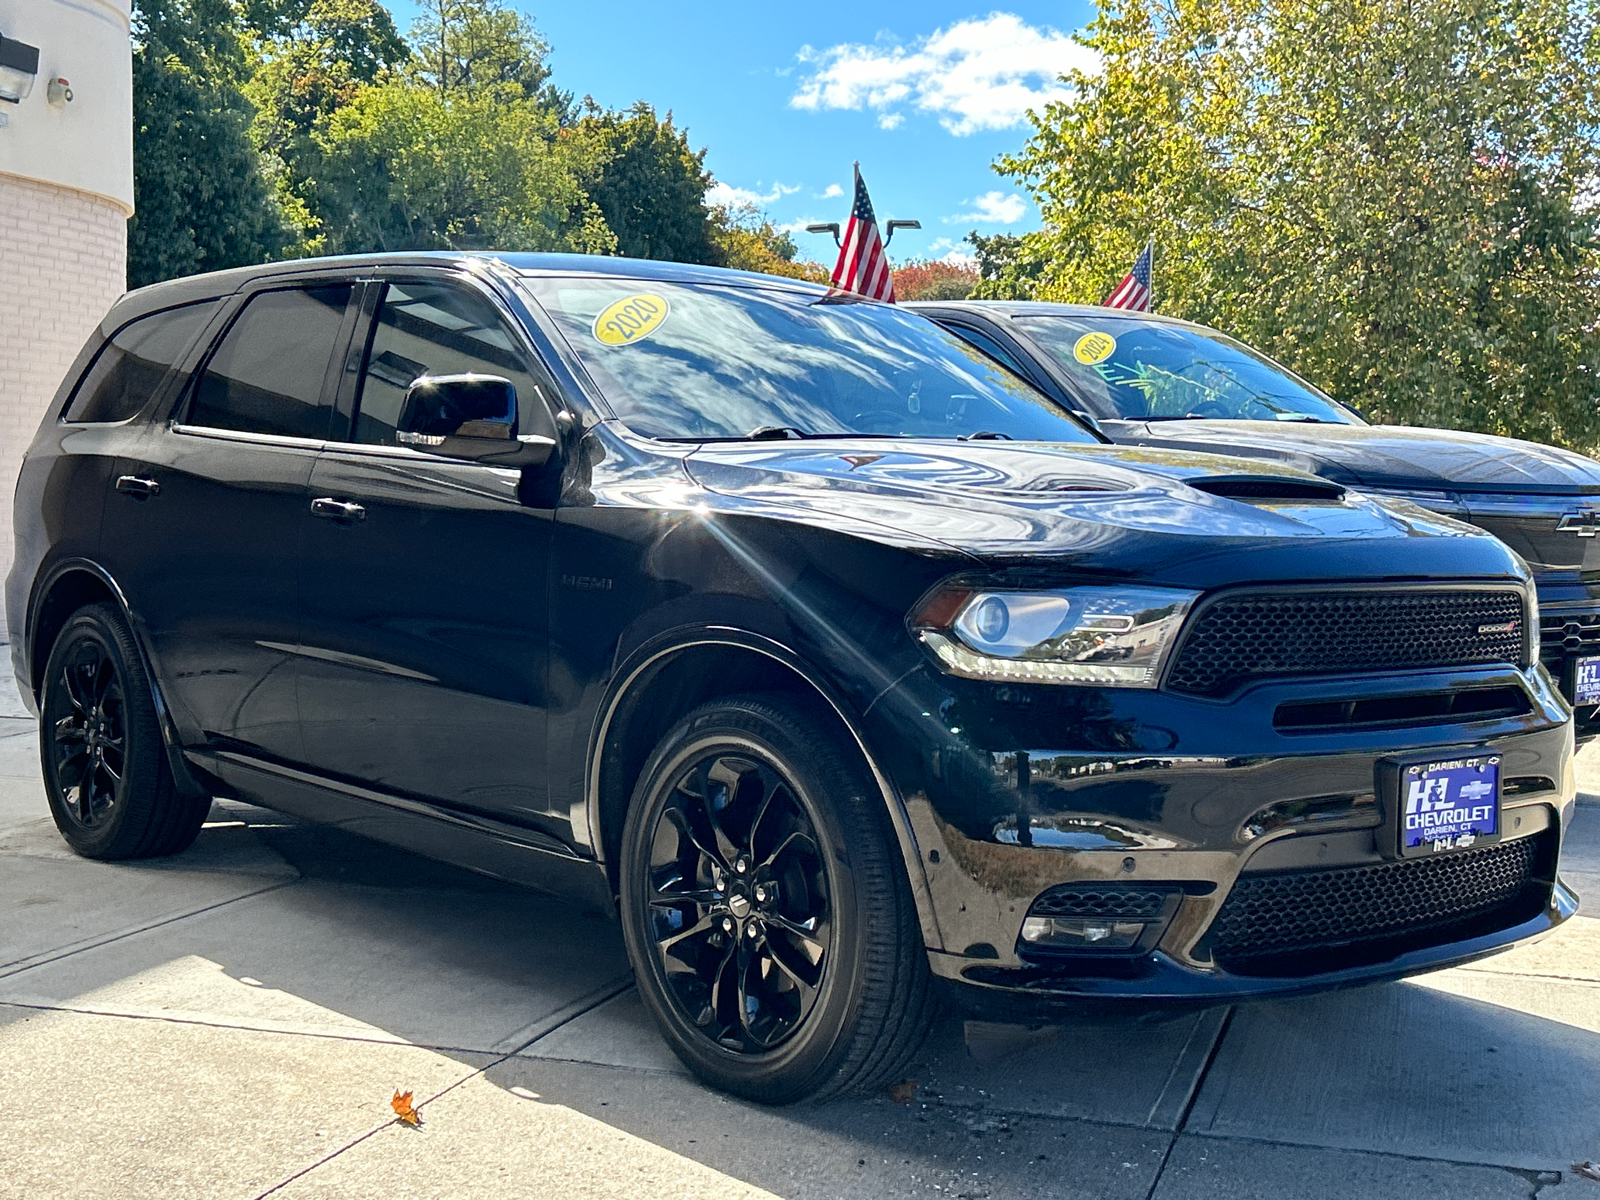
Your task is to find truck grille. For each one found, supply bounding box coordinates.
[1166,589,1525,697]
[1539,610,1600,670]
[1207,833,1550,976]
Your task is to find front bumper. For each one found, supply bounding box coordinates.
[866,661,1578,1012]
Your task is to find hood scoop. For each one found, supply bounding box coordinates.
[1188,474,1346,502]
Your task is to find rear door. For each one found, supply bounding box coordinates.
[295,272,560,825]
[99,278,360,761]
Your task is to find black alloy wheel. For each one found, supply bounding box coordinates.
[645,753,831,1052]
[620,693,935,1104]
[40,604,208,860]
[49,632,127,831]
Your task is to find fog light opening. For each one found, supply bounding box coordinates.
[1020,916,1147,951]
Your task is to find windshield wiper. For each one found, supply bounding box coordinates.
[958,431,1014,441]
[748,425,812,440]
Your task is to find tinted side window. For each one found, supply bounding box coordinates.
[64,301,219,424]
[947,323,1030,379]
[352,281,553,446]
[188,285,353,439]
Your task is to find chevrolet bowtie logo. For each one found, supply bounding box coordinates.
[1557,510,1600,537]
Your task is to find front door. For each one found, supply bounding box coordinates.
[296,275,559,826]
[99,281,357,762]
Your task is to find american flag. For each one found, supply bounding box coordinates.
[831,164,895,302]
[1103,242,1153,311]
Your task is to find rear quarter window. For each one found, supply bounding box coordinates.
[63,301,220,424]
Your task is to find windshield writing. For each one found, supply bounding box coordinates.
[1015,315,1359,425]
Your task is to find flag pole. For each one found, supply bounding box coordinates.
[1147,239,1155,311]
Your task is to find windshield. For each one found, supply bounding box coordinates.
[1014,314,1361,425]
[519,277,1100,443]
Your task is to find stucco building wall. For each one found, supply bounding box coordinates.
[0,0,133,584]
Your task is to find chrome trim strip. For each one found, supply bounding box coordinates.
[171,424,328,451]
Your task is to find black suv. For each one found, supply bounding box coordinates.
[9,254,1578,1104]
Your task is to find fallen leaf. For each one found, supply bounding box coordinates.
[1574,1161,1600,1183]
[390,1089,422,1126]
[885,1079,919,1105]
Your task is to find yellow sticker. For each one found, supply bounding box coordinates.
[1073,331,1117,365]
[593,293,670,346]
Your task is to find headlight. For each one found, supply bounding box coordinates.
[911,585,1199,687]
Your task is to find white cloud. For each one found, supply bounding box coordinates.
[946,191,1028,225]
[791,13,1095,136]
[706,180,802,209]
[926,237,979,267]
[818,183,844,199]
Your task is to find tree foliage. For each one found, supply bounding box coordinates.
[709,203,830,281]
[128,0,285,287]
[573,102,720,263]
[893,259,980,301]
[981,0,1600,448]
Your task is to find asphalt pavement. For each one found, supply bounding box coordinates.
[2,655,1598,1199]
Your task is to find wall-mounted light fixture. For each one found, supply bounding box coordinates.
[0,34,41,104]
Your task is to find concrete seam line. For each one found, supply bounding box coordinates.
[251,978,636,1200]
[1142,1004,1236,1200]
[0,878,302,978]
[1144,1005,1229,1130]
[0,1000,514,1057]
[1450,967,1600,984]
[1181,1128,1571,1176]
[492,975,636,1055]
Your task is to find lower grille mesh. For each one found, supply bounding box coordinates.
[1208,834,1548,975]
[1028,886,1173,920]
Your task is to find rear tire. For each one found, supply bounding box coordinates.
[39,603,208,860]
[619,693,934,1104]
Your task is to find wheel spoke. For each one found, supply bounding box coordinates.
[663,801,730,873]
[62,662,95,716]
[767,913,828,965]
[766,936,823,1000]
[760,829,820,873]
[656,911,717,954]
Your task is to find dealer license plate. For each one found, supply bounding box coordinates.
[1399,754,1499,857]
[1576,656,1600,705]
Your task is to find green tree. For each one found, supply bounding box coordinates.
[128,0,285,287]
[575,102,720,263]
[983,0,1600,449]
[408,0,570,113]
[243,0,408,255]
[310,80,613,254]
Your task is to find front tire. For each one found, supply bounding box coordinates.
[39,603,207,860]
[619,693,933,1103]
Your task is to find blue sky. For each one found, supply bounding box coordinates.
[381,3,1100,265]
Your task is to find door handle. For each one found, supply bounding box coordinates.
[310,497,366,522]
[114,475,160,499]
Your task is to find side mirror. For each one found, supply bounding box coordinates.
[396,374,555,467]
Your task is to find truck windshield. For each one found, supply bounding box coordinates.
[1014,314,1361,425]
[519,277,1101,444]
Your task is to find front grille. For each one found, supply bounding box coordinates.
[1207,833,1550,976]
[1167,589,1525,697]
[1028,886,1174,920]
[1539,610,1600,668]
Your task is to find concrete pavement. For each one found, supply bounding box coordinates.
[2,657,1598,1199]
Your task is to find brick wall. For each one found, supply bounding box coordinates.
[0,173,127,583]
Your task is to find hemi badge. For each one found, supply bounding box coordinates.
[1477,620,1517,635]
